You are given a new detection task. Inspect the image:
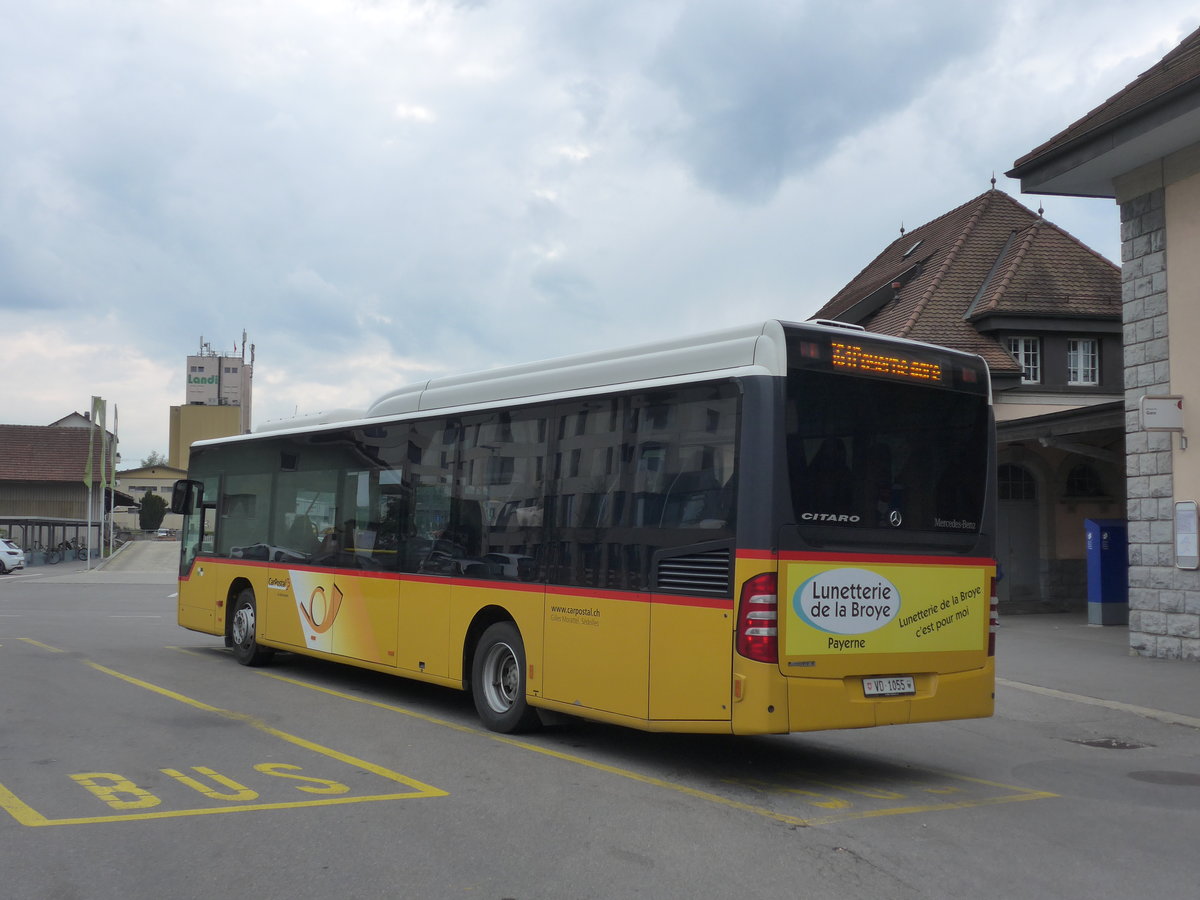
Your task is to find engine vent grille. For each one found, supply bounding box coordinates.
[656,549,731,596]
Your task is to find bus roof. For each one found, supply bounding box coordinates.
[241,319,987,441]
[364,319,794,419]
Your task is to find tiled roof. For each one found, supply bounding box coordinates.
[0,424,118,483]
[1011,25,1200,172]
[811,189,1120,372]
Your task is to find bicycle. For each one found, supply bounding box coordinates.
[24,541,59,565]
[64,538,88,561]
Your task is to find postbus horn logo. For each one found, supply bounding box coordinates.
[299,583,344,634]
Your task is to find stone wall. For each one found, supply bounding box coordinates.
[1121,187,1200,659]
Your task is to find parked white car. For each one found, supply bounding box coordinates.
[1,539,25,574]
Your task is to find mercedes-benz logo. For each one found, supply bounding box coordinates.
[889,510,903,528]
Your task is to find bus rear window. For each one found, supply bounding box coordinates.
[786,369,988,538]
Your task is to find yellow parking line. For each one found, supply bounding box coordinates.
[18,638,66,653]
[260,670,1058,827]
[90,661,448,796]
[0,659,447,828]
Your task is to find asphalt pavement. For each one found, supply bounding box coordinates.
[10,542,1200,730]
[996,611,1200,728]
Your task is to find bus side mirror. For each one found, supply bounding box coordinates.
[171,480,203,515]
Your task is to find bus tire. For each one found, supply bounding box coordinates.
[471,621,540,734]
[230,588,274,667]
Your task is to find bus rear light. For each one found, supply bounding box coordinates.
[988,577,998,657]
[737,573,778,664]
[797,341,822,360]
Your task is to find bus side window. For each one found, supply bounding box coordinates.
[292,515,320,554]
[660,468,725,528]
[382,419,456,575]
[218,475,271,558]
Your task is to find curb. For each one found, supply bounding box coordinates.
[93,540,133,572]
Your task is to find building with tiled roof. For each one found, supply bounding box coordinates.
[0,421,136,555]
[1010,25,1200,198]
[1010,25,1200,660]
[813,187,1125,610]
[819,187,1121,393]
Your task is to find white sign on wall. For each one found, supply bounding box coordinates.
[1141,395,1184,431]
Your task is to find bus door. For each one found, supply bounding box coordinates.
[285,468,403,667]
[265,466,402,666]
[176,477,220,635]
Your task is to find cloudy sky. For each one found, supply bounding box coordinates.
[2,1,1197,466]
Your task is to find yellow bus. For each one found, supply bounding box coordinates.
[171,320,996,734]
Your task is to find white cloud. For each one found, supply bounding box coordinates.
[1,0,1198,468]
[553,144,592,163]
[394,103,436,122]
[5,325,178,465]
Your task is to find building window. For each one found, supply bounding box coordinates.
[1065,463,1105,498]
[998,464,1037,501]
[1067,338,1098,385]
[1006,337,1041,384]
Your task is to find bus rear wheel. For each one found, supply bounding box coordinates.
[230,588,274,667]
[471,621,540,734]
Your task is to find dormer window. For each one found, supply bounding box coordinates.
[1067,338,1098,385]
[1006,336,1041,384]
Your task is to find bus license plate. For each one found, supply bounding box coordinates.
[863,676,915,697]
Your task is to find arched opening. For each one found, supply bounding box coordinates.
[997,463,1040,605]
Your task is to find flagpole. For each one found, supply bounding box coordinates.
[108,405,118,558]
[86,396,98,571]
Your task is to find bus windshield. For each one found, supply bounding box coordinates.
[785,342,990,547]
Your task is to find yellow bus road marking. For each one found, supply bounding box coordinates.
[259,671,1057,827]
[720,774,1056,825]
[0,660,447,828]
[17,638,66,652]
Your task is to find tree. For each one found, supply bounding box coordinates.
[139,490,168,531]
[141,450,168,467]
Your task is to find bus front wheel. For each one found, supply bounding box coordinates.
[471,621,539,734]
[230,588,274,667]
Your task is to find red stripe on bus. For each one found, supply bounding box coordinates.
[545,585,733,610]
[736,549,778,561]
[777,550,995,567]
[180,556,731,608]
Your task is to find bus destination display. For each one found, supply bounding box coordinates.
[830,341,943,383]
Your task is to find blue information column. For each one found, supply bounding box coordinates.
[1085,519,1128,626]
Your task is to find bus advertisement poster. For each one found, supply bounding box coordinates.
[783,561,992,656]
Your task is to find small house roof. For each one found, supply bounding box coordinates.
[0,424,117,483]
[811,189,1120,372]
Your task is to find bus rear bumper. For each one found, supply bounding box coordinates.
[783,659,995,733]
